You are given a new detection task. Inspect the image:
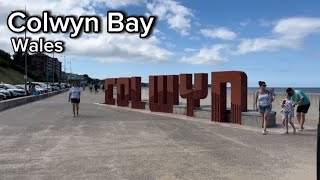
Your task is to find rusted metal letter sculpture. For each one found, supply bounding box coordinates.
[149,75,179,113]
[212,71,247,124]
[117,78,131,107]
[180,73,208,117]
[131,77,146,109]
[105,78,117,105]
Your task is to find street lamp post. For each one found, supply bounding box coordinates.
[318,99,320,180]
[46,56,49,97]
[64,55,66,83]
[24,5,28,92]
[52,51,55,84]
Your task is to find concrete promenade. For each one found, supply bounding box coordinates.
[0,90,316,179]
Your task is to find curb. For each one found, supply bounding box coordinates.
[94,103,316,135]
[0,89,69,112]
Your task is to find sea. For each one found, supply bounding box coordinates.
[231,87,320,93]
[142,85,320,93]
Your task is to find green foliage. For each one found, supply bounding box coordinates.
[0,66,34,84]
[0,49,40,83]
[11,64,25,74]
[0,59,10,67]
[0,49,11,62]
[29,71,45,82]
[0,48,99,84]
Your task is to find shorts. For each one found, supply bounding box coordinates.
[282,111,293,121]
[71,98,80,104]
[297,104,310,113]
[259,105,270,113]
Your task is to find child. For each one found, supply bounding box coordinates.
[268,88,276,111]
[281,92,296,134]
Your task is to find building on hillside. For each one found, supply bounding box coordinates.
[61,71,67,82]
[66,73,86,86]
[29,53,62,81]
[53,58,62,80]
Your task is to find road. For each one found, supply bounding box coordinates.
[0,90,316,180]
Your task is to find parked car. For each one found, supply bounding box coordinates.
[14,85,30,95]
[15,84,45,95]
[0,84,26,97]
[34,85,45,94]
[50,84,61,91]
[0,93,6,101]
[0,88,11,99]
[31,82,52,93]
[60,83,67,89]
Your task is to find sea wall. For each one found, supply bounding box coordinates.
[0,90,68,112]
[140,87,320,121]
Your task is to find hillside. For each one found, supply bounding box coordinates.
[0,66,34,85]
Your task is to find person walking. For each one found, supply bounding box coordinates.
[89,84,93,93]
[94,84,98,94]
[286,88,311,131]
[255,81,273,135]
[30,84,39,96]
[68,82,81,117]
[101,84,105,92]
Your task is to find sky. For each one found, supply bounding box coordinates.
[0,0,320,87]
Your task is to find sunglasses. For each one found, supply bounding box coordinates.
[262,85,267,87]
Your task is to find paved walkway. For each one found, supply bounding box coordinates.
[0,90,316,179]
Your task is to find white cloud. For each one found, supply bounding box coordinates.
[146,0,193,36]
[65,32,172,63]
[258,19,274,27]
[93,0,143,8]
[184,48,198,52]
[181,45,229,65]
[200,27,237,40]
[0,0,173,63]
[239,20,250,27]
[235,17,320,55]
[236,37,298,55]
[273,17,320,39]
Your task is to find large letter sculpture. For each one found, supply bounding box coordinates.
[105,77,145,108]
[212,71,247,124]
[180,73,208,117]
[149,75,179,113]
[105,78,117,105]
[131,77,146,109]
[117,78,131,107]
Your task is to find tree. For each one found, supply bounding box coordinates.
[12,50,23,65]
[0,49,12,62]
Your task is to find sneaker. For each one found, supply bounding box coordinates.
[262,130,268,135]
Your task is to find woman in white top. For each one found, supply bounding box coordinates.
[255,81,273,135]
[68,82,81,117]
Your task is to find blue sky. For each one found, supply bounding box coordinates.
[1,0,320,87]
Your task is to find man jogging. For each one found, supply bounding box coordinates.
[286,88,311,131]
